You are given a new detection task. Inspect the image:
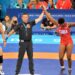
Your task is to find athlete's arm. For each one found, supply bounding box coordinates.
[7,25,19,37]
[35,11,44,24]
[0,22,6,47]
[42,5,58,26]
[41,23,57,30]
[68,22,75,27]
[41,24,50,30]
[49,25,57,29]
[41,24,45,28]
[8,29,15,37]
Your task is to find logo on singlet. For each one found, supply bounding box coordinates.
[59,30,68,34]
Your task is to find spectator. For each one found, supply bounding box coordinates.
[56,0,72,9]
[11,16,18,34]
[2,15,11,34]
[41,16,56,30]
[53,0,58,5]
[71,0,75,9]
[11,16,18,30]
[28,0,47,9]
[14,0,27,9]
[40,0,48,8]
[47,0,55,9]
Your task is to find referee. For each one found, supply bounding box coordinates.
[7,11,44,75]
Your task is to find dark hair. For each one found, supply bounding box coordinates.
[5,15,10,18]
[58,18,65,24]
[22,13,29,16]
[4,15,10,21]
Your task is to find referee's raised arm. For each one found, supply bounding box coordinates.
[35,11,44,24]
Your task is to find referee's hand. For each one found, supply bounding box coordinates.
[42,5,47,11]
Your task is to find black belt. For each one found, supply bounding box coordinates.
[20,40,31,42]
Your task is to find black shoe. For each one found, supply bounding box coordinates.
[15,73,18,75]
[0,70,5,75]
[61,68,65,72]
[30,72,34,75]
[31,74,34,75]
[68,70,72,75]
[15,74,18,75]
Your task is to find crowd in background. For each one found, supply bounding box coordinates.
[9,0,75,9]
[0,15,18,34]
[0,0,75,34]
[0,0,75,19]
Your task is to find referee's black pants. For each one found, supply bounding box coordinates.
[15,41,34,75]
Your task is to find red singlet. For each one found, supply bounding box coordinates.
[56,23,73,46]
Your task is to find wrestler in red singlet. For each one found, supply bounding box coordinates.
[42,6,75,74]
[56,23,73,46]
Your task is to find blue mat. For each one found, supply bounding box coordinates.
[2,44,75,53]
[3,59,75,75]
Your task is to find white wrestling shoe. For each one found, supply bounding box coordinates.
[0,70,5,75]
[61,66,65,71]
[68,68,72,74]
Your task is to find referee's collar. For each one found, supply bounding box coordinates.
[23,22,29,25]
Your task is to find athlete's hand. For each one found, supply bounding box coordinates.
[42,5,47,11]
[3,41,6,47]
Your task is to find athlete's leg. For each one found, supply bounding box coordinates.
[0,47,3,70]
[59,44,66,70]
[66,44,73,71]
[0,46,4,74]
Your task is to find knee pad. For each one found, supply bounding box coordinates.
[0,56,3,63]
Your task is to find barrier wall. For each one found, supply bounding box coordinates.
[7,9,75,34]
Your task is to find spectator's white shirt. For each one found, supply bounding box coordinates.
[2,24,6,32]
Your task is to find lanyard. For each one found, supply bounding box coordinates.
[23,23,27,29]
[23,23,28,36]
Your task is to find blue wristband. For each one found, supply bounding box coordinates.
[5,35,9,41]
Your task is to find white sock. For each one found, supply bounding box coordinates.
[0,65,2,71]
[61,66,65,69]
[68,68,72,71]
